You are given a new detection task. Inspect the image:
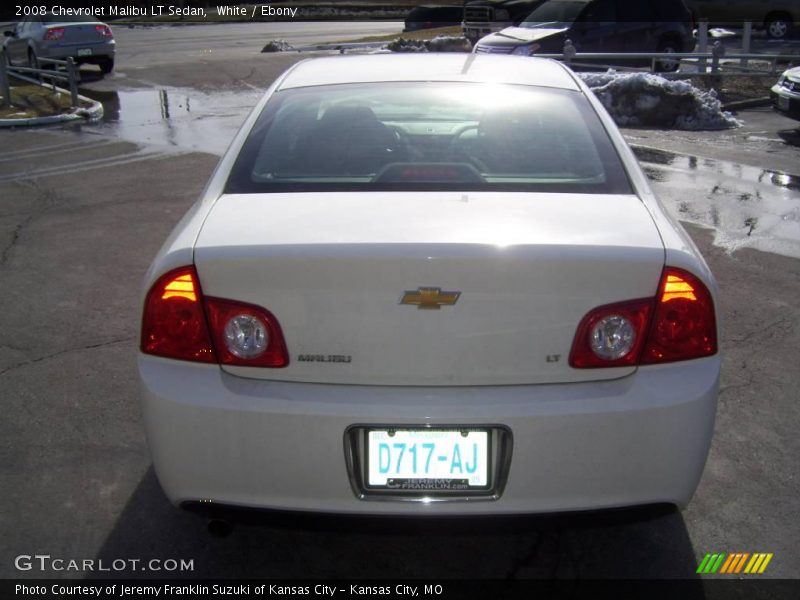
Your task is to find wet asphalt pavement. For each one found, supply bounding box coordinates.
[0,27,799,587]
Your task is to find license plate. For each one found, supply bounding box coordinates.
[366,429,489,490]
[77,48,92,57]
[778,95,790,110]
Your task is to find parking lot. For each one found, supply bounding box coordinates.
[1,22,799,586]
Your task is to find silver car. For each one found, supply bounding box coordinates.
[3,13,115,74]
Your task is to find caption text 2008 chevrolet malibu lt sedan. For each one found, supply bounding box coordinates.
[138,54,719,515]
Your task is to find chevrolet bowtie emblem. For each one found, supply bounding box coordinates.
[400,287,461,310]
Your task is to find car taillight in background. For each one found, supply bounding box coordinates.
[140,266,289,367]
[95,24,113,38]
[43,27,65,41]
[570,267,716,368]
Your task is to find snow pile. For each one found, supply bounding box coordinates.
[387,38,427,53]
[301,7,406,19]
[426,35,473,53]
[579,72,741,130]
[261,40,294,53]
[388,36,472,53]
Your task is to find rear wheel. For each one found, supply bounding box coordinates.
[765,14,792,39]
[654,38,681,73]
[99,58,114,75]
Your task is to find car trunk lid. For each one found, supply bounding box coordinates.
[194,192,665,386]
[57,23,106,45]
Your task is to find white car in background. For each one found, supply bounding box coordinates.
[138,54,719,516]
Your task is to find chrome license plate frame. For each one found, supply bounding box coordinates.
[345,425,513,501]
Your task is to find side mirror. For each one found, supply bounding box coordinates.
[3,30,16,38]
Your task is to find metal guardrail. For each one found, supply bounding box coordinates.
[478,39,793,75]
[0,49,79,109]
[468,19,799,72]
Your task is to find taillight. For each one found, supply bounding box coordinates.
[640,267,717,364]
[570,267,716,368]
[205,298,289,368]
[95,24,113,38]
[141,266,216,363]
[141,265,289,367]
[43,27,65,41]
[569,299,653,368]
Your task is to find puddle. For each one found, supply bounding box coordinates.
[78,87,263,155]
[632,145,800,259]
[632,146,800,193]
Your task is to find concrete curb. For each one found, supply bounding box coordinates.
[721,96,772,111]
[0,72,104,128]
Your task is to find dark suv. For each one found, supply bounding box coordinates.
[474,0,695,72]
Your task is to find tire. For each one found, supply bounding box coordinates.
[654,38,681,73]
[99,58,114,75]
[765,15,791,39]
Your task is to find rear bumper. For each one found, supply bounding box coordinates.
[37,40,115,62]
[139,354,719,515]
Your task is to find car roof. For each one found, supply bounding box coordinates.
[276,54,581,92]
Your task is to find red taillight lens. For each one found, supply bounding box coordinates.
[640,267,717,364]
[141,266,289,367]
[141,266,216,363]
[570,267,717,368]
[205,298,289,368]
[95,24,113,38]
[43,27,65,41]
[569,299,653,368]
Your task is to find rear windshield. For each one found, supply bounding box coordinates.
[226,82,631,195]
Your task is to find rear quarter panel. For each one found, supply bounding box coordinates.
[561,61,720,326]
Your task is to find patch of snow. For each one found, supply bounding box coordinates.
[709,27,737,38]
[299,8,406,19]
[387,38,427,53]
[426,35,473,53]
[635,94,661,111]
[579,71,741,130]
[388,36,472,53]
[261,40,294,53]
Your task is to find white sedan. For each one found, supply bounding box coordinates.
[138,54,719,515]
